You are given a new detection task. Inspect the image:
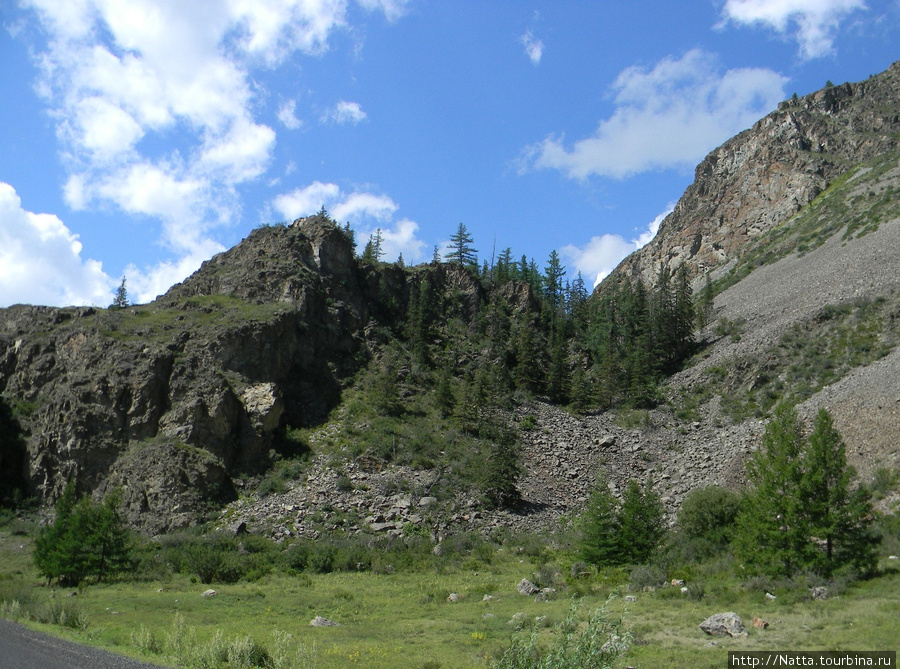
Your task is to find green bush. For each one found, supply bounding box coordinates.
[492,599,629,669]
[666,485,743,563]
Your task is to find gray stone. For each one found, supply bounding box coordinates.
[810,586,829,600]
[201,589,217,598]
[517,578,540,596]
[699,612,748,638]
[310,616,339,627]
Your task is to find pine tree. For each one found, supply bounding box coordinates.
[578,478,621,567]
[733,403,815,578]
[801,409,879,576]
[496,247,513,284]
[543,250,566,310]
[734,405,879,578]
[617,479,665,564]
[112,277,129,309]
[446,223,478,266]
[672,264,695,365]
[698,274,714,329]
[34,481,131,585]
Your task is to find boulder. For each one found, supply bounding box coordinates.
[201,589,217,598]
[699,612,748,638]
[810,586,829,600]
[310,616,339,627]
[517,579,540,595]
[535,588,557,602]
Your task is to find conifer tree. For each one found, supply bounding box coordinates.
[672,264,695,365]
[698,274,714,328]
[617,479,665,564]
[112,277,128,309]
[543,250,566,310]
[446,223,478,266]
[801,409,879,576]
[578,478,620,567]
[496,247,513,284]
[733,404,817,578]
[34,482,131,585]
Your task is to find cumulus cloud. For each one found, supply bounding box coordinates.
[277,99,302,129]
[0,182,113,307]
[323,100,368,125]
[272,181,342,220]
[562,204,672,288]
[272,181,426,262]
[520,29,544,65]
[720,0,867,60]
[16,0,404,305]
[521,50,788,180]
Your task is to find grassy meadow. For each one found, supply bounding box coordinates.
[2,516,899,669]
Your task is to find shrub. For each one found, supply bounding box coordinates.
[492,599,629,669]
[677,486,741,544]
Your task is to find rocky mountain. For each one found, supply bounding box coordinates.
[608,60,900,288]
[1,62,899,537]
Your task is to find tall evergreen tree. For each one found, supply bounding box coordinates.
[698,273,714,329]
[446,223,478,266]
[801,409,879,576]
[617,479,665,564]
[672,264,695,365]
[578,478,621,567]
[543,250,566,310]
[733,404,815,578]
[496,247,513,284]
[112,277,129,308]
[34,482,131,585]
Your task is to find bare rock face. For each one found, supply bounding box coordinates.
[0,216,497,531]
[0,217,376,527]
[97,441,236,534]
[607,62,900,289]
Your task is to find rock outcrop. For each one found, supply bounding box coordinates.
[0,217,402,530]
[607,61,900,288]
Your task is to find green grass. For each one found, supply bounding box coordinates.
[4,522,900,669]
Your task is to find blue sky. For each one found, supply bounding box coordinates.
[1,0,898,306]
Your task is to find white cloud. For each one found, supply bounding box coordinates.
[227,0,348,62]
[0,182,114,307]
[519,29,543,65]
[356,0,412,22]
[323,100,368,125]
[272,181,342,220]
[522,50,788,180]
[277,99,302,129]
[720,0,866,59]
[332,192,398,222]
[272,181,425,262]
[562,205,672,288]
[17,0,406,305]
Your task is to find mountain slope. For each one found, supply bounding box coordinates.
[607,61,900,288]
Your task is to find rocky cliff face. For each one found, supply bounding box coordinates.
[607,61,900,288]
[0,215,495,533]
[0,219,369,531]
